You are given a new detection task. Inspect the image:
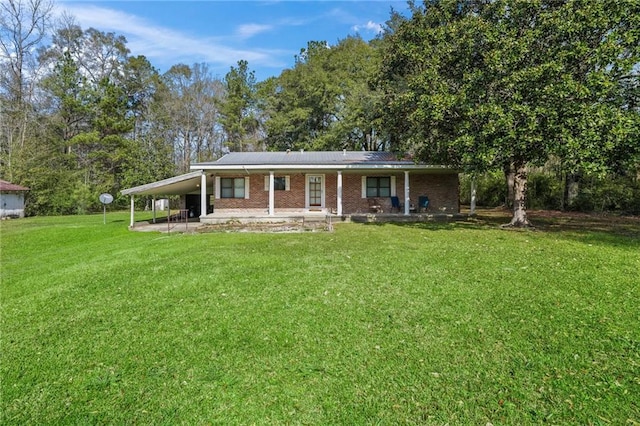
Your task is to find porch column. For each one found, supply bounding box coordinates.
[268,171,275,216]
[337,171,343,216]
[200,172,207,217]
[130,195,135,227]
[404,171,410,216]
[152,195,156,223]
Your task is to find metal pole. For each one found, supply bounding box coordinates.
[103,205,106,224]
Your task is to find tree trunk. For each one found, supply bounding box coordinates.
[470,177,477,215]
[505,162,532,228]
[504,163,515,208]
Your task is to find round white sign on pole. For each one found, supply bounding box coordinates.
[99,193,113,224]
[99,193,114,204]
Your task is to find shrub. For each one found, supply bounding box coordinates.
[571,175,640,214]
[527,173,563,210]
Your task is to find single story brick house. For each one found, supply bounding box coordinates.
[0,179,30,219]
[121,151,460,227]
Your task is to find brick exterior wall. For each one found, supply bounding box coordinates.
[212,172,459,214]
[407,173,460,213]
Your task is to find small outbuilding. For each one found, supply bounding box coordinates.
[0,179,30,219]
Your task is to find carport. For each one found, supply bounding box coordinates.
[121,170,212,228]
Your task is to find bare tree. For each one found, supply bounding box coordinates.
[156,63,225,173]
[0,0,53,180]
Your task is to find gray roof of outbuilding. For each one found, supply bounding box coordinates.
[193,151,413,166]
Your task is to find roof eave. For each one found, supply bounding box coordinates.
[121,170,203,196]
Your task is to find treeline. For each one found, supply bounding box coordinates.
[1,0,638,220]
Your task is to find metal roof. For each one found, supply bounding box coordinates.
[0,180,30,192]
[121,171,204,196]
[192,151,414,167]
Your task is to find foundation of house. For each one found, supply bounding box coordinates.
[130,210,467,233]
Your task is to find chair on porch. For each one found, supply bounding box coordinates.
[390,196,402,213]
[368,197,382,213]
[418,195,430,212]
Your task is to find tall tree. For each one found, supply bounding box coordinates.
[118,55,174,192]
[219,60,260,152]
[260,37,384,151]
[0,0,53,181]
[155,63,224,172]
[379,0,640,226]
[40,50,92,154]
[36,24,148,210]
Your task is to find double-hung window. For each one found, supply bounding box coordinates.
[366,177,391,197]
[221,177,245,198]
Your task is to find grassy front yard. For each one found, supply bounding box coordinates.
[1,212,639,424]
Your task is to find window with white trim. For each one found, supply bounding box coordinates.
[221,177,245,198]
[274,177,286,190]
[366,176,391,197]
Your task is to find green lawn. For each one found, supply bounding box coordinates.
[1,212,639,424]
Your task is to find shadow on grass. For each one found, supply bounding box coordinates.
[528,213,640,248]
[362,220,458,231]
[365,208,640,248]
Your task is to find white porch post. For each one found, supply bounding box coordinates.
[337,171,343,216]
[404,171,410,216]
[130,195,135,227]
[152,195,156,223]
[268,171,275,216]
[200,172,207,217]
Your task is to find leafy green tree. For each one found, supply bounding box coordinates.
[325,37,386,150]
[379,0,640,226]
[260,37,384,151]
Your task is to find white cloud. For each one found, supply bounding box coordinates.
[352,20,383,34]
[55,3,287,73]
[236,24,273,40]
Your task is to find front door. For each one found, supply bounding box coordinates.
[306,175,324,209]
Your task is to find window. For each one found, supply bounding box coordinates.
[221,177,245,198]
[274,177,286,191]
[366,177,391,197]
[264,175,290,191]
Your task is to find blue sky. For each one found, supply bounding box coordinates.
[56,1,411,81]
